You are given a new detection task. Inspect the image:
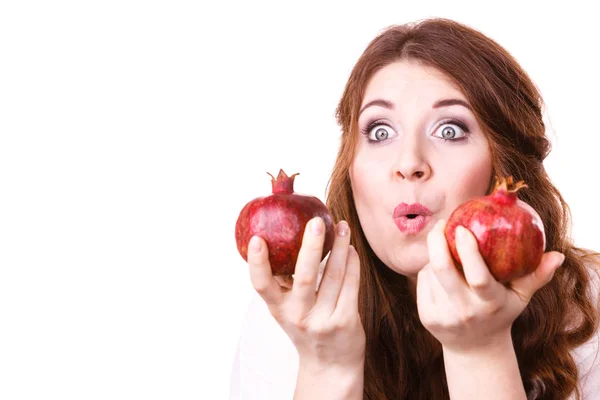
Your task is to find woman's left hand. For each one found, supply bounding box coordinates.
[416,219,565,353]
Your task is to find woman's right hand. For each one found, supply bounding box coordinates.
[246,216,365,375]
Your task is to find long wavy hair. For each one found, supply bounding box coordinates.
[325,18,599,399]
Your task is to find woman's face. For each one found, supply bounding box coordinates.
[350,60,493,278]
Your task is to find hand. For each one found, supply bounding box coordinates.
[416,219,565,353]
[247,217,365,369]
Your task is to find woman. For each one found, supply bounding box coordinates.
[231,17,600,399]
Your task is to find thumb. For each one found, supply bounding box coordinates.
[510,251,565,303]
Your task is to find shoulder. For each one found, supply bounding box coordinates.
[571,249,600,398]
[230,293,299,399]
[572,323,600,398]
[577,248,600,301]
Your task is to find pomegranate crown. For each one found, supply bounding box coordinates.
[491,176,528,206]
[494,175,528,194]
[267,169,299,194]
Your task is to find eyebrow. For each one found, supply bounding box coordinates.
[359,98,472,116]
[359,99,394,116]
[432,98,472,110]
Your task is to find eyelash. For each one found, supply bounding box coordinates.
[360,118,471,143]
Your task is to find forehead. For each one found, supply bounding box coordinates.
[361,60,465,105]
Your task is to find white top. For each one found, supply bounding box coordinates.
[230,267,600,399]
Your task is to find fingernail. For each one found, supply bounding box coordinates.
[249,236,262,253]
[311,217,324,235]
[557,253,566,266]
[336,221,349,236]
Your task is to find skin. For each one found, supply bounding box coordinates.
[350,59,493,281]
[247,59,566,399]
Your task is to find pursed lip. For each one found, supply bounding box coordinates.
[393,202,433,218]
[393,202,434,234]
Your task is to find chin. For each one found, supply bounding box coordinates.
[384,243,429,277]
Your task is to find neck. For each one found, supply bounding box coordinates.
[406,275,418,297]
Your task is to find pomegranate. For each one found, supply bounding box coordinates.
[235,169,335,276]
[444,176,546,283]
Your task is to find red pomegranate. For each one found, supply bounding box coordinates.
[444,176,546,283]
[235,169,335,276]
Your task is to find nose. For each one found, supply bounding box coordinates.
[393,136,431,181]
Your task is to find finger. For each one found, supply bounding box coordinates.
[427,219,467,298]
[314,221,351,316]
[274,275,294,290]
[510,251,565,303]
[416,264,443,327]
[247,236,284,306]
[455,225,501,300]
[416,263,436,306]
[291,217,327,311]
[427,261,448,303]
[332,245,361,318]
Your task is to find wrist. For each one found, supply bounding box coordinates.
[442,328,513,358]
[295,358,364,400]
[299,355,364,372]
[442,332,526,400]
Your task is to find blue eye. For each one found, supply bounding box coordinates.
[434,119,470,141]
[361,120,397,143]
[360,118,470,143]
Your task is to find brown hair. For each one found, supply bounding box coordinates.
[325,17,600,399]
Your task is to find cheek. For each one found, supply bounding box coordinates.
[349,161,371,208]
[444,153,493,205]
[350,150,384,201]
[349,158,387,228]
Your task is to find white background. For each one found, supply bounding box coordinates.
[1,1,598,399]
